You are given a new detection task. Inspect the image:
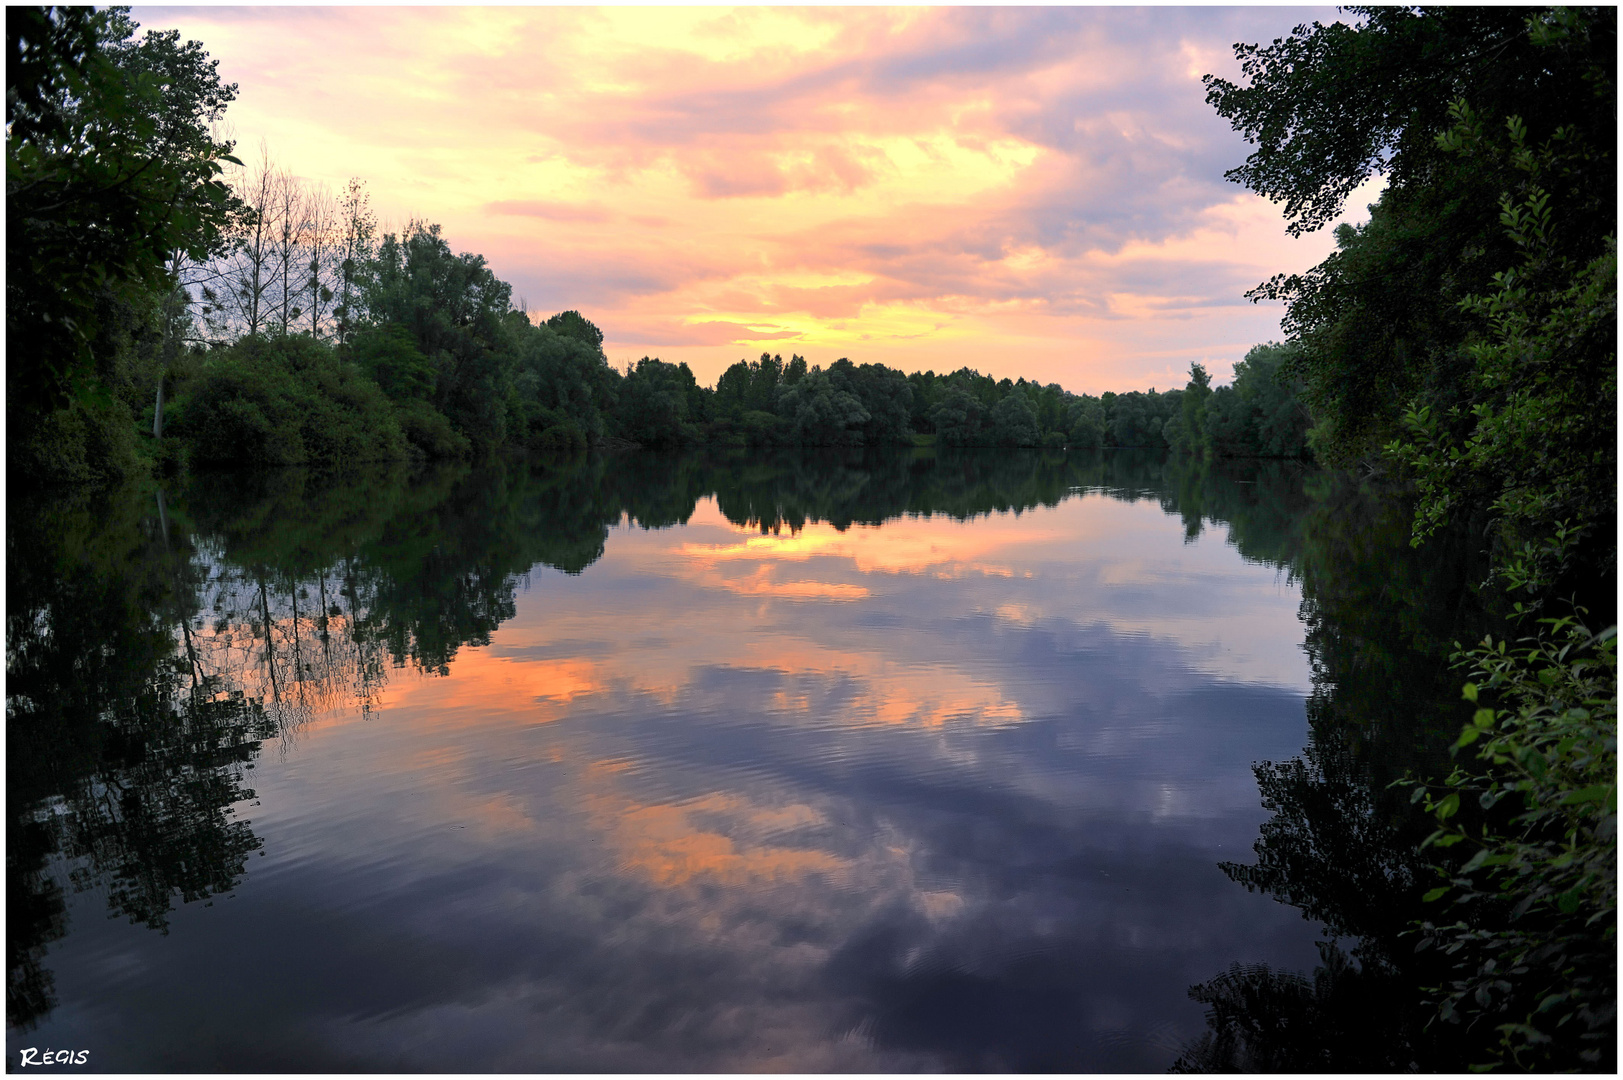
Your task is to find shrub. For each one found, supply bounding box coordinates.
[8,395,146,486]
[531,422,586,458]
[168,336,411,466]
[1402,615,1616,1070]
[395,398,470,460]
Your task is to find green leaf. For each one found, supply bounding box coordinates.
[1422,886,1451,902]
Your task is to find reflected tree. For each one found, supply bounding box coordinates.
[6,485,273,1030]
[1172,466,1513,1071]
[1171,943,1421,1072]
[13,445,1505,1043]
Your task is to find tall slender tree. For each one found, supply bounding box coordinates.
[216,142,280,338]
[334,177,376,346]
[303,181,336,338]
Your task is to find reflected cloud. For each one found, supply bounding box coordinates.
[682,513,1056,578]
[400,649,610,722]
[585,788,848,888]
[12,451,1338,1069]
[715,569,871,602]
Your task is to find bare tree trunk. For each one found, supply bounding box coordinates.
[220,142,280,339]
[271,165,310,336]
[336,178,376,346]
[305,182,336,339]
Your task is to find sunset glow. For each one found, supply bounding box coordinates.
[132,4,1374,390]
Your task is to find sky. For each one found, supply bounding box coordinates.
[133,5,1382,392]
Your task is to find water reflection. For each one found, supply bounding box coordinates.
[1173,473,1508,1071]
[7,487,274,1030]
[5,449,1486,1069]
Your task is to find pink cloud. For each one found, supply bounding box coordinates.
[613,321,804,349]
[485,200,613,223]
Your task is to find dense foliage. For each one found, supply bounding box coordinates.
[1207,5,1615,590]
[1164,344,1312,461]
[1199,7,1617,1071]
[1403,618,1616,1070]
[7,6,242,484]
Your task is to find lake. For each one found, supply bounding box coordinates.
[6,449,1500,1070]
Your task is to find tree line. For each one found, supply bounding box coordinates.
[7,6,1318,491]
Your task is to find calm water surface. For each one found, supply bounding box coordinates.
[7,450,1496,1070]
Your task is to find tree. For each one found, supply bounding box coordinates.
[268,162,309,335]
[1172,364,1211,453]
[931,386,985,446]
[333,177,376,346]
[989,389,1040,447]
[830,358,913,444]
[209,142,280,340]
[303,181,336,338]
[8,6,242,464]
[1207,6,1615,459]
[776,367,868,445]
[714,359,753,418]
[511,320,617,445]
[617,357,699,447]
[1201,345,1312,460]
[365,221,515,451]
[1387,114,1616,592]
[1207,6,1615,593]
[749,352,785,412]
[1065,397,1106,448]
[1107,391,1163,447]
[543,309,605,355]
[1205,7,1614,243]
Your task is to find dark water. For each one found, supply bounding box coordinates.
[7,449,1501,1071]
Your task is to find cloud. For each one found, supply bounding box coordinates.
[133,4,1353,390]
[484,200,613,222]
[614,320,804,348]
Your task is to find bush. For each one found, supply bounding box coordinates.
[1402,615,1616,1070]
[168,336,412,466]
[8,395,146,486]
[350,324,435,402]
[530,422,586,458]
[396,398,469,460]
